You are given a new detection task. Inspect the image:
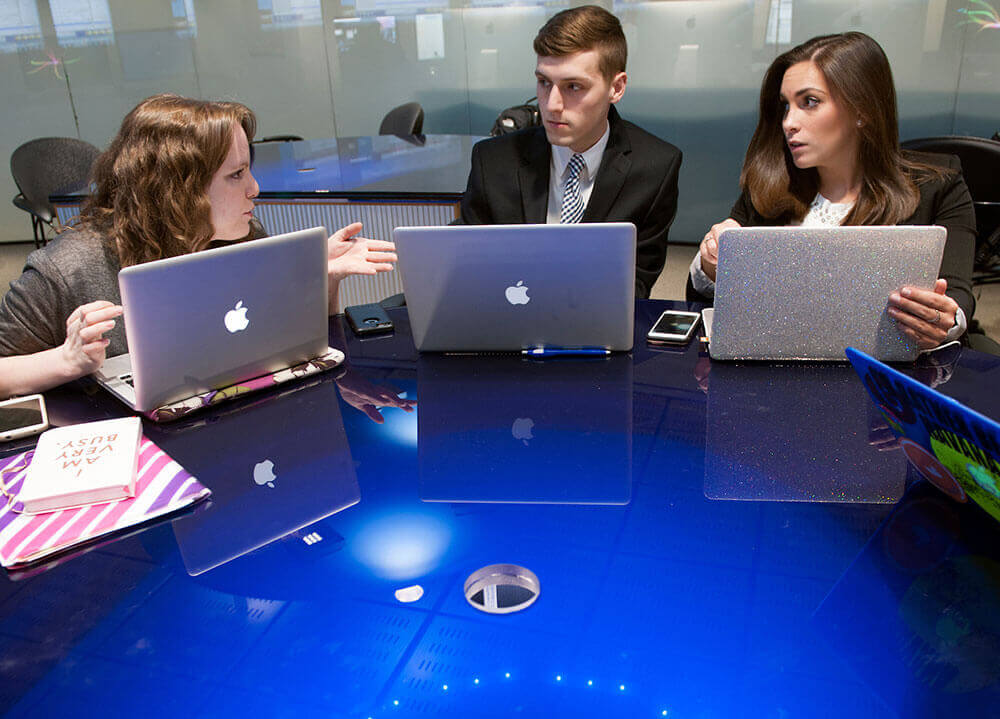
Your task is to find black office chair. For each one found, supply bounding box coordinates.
[11,137,100,248]
[901,135,1000,285]
[379,102,424,136]
[251,134,303,144]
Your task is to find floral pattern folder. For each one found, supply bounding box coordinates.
[143,348,345,422]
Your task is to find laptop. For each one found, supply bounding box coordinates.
[393,223,636,352]
[417,354,632,504]
[96,227,330,412]
[846,346,1000,523]
[147,379,360,576]
[710,226,946,361]
[704,363,905,503]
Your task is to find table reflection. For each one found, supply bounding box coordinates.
[704,363,907,503]
[417,355,633,505]
[145,380,359,576]
[814,481,1000,714]
[3,303,1000,717]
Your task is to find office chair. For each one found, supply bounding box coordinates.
[379,102,424,136]
[901,135,1000,285]
[11,137,100,248]
[251,135,303,143]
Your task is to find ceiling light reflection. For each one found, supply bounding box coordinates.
[352,511,449,580]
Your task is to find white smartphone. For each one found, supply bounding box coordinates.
[647,310,701,344]
[0,394,49,442]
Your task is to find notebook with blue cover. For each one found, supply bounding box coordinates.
[845,347,1000,522]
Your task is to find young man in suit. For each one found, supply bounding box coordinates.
[458,5,683,299]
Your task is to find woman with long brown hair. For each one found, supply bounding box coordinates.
[0,94,396,396]
[691,32,976,350]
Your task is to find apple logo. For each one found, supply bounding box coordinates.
[505,281,530,306]
[512,417,534,446]
[253,459,276,488]
[224,300,250,333]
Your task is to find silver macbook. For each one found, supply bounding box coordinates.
[710,226,947,361]
[393,223,636,352]
[96,226,329,411]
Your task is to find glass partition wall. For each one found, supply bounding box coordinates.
[1,0,997,248]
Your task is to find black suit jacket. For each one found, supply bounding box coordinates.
[458,106,682,299]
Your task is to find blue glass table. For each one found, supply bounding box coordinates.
[2,301,999,718]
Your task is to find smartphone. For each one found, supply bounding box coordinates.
[345,302,394,336]
[0,394,49,442]
[647,310,701,344]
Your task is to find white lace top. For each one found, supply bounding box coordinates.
[798,193,852,227]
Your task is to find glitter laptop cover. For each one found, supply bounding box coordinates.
[711,226,946,361]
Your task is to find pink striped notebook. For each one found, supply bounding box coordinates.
[0,438,210,568]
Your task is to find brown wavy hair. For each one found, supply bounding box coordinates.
[80,94,256,267]
[741,32,947,225]
[533,5,626,81]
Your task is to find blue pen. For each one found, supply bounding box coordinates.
[522,347,611,357]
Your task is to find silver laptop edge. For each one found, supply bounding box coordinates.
[97,226,329,411]
[395,223,636,352]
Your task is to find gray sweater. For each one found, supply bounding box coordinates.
[0,228,127,357]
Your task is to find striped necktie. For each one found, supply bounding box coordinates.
[559,153,586,224]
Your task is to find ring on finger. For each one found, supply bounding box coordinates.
[930,309,941,326]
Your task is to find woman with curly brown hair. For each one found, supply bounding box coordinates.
[690,32,977,351]
[0,94,395,397]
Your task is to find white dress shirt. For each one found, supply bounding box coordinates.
[545,122,611,224]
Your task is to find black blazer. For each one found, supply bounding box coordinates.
[690,152,977,323]
[458,106,683,299]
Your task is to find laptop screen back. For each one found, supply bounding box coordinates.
[394,223,636,352]
[847,347,1000,523]
[711,226,946,361]
[117,227,329,409]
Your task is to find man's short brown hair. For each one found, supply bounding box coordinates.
[533,5,627,81]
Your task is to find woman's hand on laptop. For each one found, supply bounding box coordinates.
[888,279,959,349]
[60,301,123,377]
[699,219,740,281]
[0,301,122,398]
[326,223,398,312]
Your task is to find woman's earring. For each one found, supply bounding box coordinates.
[856,119,863,127]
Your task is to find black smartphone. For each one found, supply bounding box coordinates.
[345,302,394,336]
